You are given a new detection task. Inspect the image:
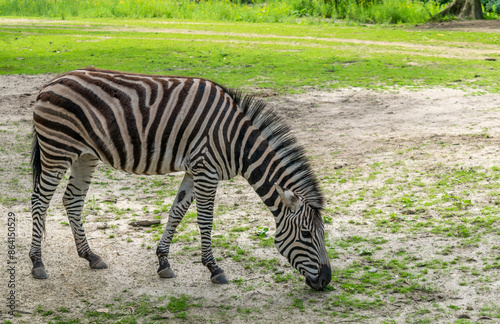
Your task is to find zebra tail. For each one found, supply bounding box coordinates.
[31,127,47,238]
[31,127,42,191]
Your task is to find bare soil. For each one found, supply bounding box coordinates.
[418,19,500,33]
[1,74,500,323]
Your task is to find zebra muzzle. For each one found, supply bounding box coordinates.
[305,264,331,290]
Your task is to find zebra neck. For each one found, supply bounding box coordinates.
[229,93,323,215]
[238,135,289,218]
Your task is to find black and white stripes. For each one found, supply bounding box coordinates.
[30,68,331,289]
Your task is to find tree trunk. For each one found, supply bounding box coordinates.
[434,0,484,19]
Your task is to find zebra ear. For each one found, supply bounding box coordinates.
[275,183,301,213]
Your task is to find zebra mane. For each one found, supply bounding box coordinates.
[227,89,324,211]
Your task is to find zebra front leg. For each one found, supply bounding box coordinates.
[194,175,228,284]
[157,173,195,278]
[63,154,107,270]
[30,169,68,279]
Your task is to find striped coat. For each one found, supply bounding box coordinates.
[30,68,331,289]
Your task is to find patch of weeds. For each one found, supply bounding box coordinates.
[292,298,305,312]
[36,305,54,316]
[442,193,471,210]
[244,257,280,273]
[345,235,368,244]
[212,232,239,249]
[273,272,294,283]
[57,307,69,313]
[376,213,405,232]
[250,226,274,247]
[88,195,98,211]
[330,292,384,310]
[479,304,500,318]
[172,229,199,243]
[254,226,269,237]
[401,195,416,208]
[231,226,250,232]
[229,246,249,262]
[370,237,388,245]
[363,207,384,217]
[358,248,373,256]
[257,236,274,247]
[167,295,189,313]
[236,306,253,315]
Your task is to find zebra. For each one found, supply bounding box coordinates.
[30,68,331,290]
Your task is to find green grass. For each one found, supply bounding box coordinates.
[0,18,499,93]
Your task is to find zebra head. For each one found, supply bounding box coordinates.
[274,184,331,290]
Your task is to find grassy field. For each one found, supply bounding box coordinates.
[0,18,499,93]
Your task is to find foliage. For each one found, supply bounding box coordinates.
[426,0,500,14]
[0,0,447,24]
[483,0,500,14]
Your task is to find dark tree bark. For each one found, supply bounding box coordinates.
[434,0,484,19]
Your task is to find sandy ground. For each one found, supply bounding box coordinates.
[1,73,500,323]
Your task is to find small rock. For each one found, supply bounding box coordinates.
[97,223,109,230]
[368,268,378,273]
[275,269,284,275]
[96,308,109,313]
[334,163,347,169]
[358,249,373,256]
[129,219,161,227]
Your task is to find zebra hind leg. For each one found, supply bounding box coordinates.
[193,174,229,284]
[157,173,195,278]
[63,154,107,270]
[30,163,70,279]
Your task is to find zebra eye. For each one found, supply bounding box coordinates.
[301,230,311,239]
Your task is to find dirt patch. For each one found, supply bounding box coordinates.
[418,19,500,33]
[1,74,500,323]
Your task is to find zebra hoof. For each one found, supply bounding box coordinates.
[32,267,48,279]
[90,257,108,269]
[158,267,176,278]
[211,272,229,284]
